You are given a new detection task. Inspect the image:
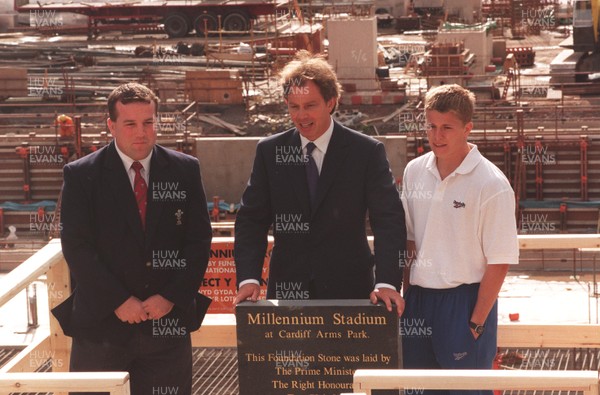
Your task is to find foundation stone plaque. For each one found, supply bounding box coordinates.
[236,300,399,395]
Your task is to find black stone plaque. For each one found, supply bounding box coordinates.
[236,300,399,395]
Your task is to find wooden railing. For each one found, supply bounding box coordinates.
[0,372,130,395]
[351,369,600,395]
[0,234,599,393]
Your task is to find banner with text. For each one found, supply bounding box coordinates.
[200,238,272,313]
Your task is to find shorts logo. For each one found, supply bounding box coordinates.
[453,352,468,361]
[453,200,466,209]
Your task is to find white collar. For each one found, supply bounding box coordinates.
[299,117,334,154]
[114,142,153,173]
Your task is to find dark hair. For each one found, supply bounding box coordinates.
[279,50,342,113]
[107,82,159,121]
[424,84,475,124]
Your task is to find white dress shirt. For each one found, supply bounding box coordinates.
[114,143,152,189]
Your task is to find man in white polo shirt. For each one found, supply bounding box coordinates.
[400,84,519,395]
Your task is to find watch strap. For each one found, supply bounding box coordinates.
[469,320,485,334]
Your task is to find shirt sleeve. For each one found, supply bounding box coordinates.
[480,187,519,265]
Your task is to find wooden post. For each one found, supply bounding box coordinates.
[585,380,600,395]
[46,251,71,395]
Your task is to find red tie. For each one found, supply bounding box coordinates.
[131,161,147,228]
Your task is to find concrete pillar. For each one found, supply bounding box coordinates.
[327,18,379,91]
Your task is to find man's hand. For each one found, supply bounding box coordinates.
[233,283,260,305]
[142,294,174,320]
[114,296,148,324]
[370,288,405,317]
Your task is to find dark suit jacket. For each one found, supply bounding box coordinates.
[235,122,406,299]
[53,141,212,343]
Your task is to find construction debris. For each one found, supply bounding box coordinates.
[197,114,246,136]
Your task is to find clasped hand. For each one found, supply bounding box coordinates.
[114,295,174,324]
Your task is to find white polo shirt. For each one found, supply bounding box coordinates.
[401,143,519,289]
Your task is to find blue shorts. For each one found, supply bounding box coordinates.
[401,283,498,395]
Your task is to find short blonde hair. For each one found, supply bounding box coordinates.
[424,84,475,124]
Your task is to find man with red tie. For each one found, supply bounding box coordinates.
[53,82,212,395]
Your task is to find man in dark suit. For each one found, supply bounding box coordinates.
[53,82,212,395]
[233,51,406,314]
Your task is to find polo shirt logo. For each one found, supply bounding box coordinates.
[453,352,468,360]
[453,200,466,209]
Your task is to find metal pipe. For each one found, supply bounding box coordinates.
[27,282,38,329]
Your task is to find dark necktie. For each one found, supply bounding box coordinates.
[305,142,319,209]
[131,161,147,228]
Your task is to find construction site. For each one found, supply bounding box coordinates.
[0,0,600,393]
[0,0,596,265]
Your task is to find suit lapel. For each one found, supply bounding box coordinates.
[285,130,311,215]
[103,142,145,248]
[145,146,167,248]
[312,123,349,218]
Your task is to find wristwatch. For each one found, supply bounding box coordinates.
[469,321,485,335]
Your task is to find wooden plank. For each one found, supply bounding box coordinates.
[382,103,411,123]
[186,79,243,89]
[191,314,237,348]
[46,255,72,376]
[519,234,600,250]
[497,324,600,348]
[353,369,600,393]
[0,239,63,307]
[206,115,245,135]
[213,235,600,253]
[0,372,130,394]
[197,115,246,136]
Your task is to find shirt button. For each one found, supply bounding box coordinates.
[144,284,150,289]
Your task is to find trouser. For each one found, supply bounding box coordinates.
[402,283,498,395]
[69,330,192,395]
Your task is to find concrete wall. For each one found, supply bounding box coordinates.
[0,0,17,32]
[196,136,408,205]
[196,137,258,204]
